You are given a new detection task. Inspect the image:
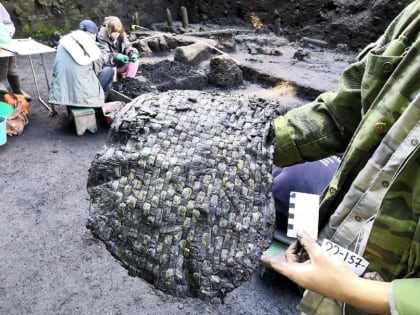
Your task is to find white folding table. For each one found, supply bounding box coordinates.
[0,38,57,115]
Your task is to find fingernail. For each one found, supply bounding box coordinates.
[296,230,305,238]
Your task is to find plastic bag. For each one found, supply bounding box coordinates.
[4,93,30,115]
[6,101,28,136]
[0,23,12,44]
[4,94,29,136]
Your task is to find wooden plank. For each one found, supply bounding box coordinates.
[107,89,133,103]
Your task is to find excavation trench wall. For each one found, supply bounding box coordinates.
[3,0,413,50]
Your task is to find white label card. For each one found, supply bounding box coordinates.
[321,239,369,276]
[287,191,319,240]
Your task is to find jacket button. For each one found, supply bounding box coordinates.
[329,187,336,195]
[382,181,389,187]
[412,139,419,146]
[373,122,386,134]
[355,215,362,222]
[382,62,393,73]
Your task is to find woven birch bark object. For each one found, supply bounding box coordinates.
[87,90,277,300]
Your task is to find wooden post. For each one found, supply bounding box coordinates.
[180,6,189,29]
[274,18,281,36]
[166,8,173,28]
[134,11,139,27]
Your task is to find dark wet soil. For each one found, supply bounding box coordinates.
[139,60,201,85]
[113,60,209,98]
[112,77,155,99]
[140,60,208,92]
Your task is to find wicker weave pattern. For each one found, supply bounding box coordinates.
[87,90,277,300]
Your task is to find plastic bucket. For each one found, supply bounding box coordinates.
[0,116,6,146]
[0,101,14,117]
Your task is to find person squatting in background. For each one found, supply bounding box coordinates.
[48,20,114,108]
[96,16,139,82]
[0,2,31,101]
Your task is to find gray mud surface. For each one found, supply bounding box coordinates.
[0,37,355,314]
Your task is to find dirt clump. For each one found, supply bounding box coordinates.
[208,55,244,88]
[112,78,156,99]
[139,60,207,92]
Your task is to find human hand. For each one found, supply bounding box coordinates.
[129,53,138,62]
[261,231,392,314]
[116,53,129,64]
[261,230,356,299]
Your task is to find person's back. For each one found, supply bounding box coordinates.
[48,20,113,107]
[48,30,103,107]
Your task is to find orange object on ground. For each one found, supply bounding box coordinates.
[4,93,30,116]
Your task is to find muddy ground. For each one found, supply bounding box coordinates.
[0,31,355,314]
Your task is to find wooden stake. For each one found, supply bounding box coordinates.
[180,6,189,29]
[166,8,173,27]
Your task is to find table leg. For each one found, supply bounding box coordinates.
[28,55,57,116]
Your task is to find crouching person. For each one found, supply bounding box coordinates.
[48,20,114,108]
[96,16,139,82]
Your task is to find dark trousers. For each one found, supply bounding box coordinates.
[97,67,114,92]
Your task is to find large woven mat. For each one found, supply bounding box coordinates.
[87,90,278,300]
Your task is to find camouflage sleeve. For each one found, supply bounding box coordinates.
[391,279,420,315]
[272,58,365,167]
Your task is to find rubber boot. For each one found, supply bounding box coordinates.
[7,75,32,102]
[0,59,9,93]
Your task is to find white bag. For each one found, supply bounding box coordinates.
[0,23,12,44]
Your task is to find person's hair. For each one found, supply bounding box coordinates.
[103,16,125,37]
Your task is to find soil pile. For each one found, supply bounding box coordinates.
[111,61,208,99]
[140,60,207,91]
[112,78,156,99]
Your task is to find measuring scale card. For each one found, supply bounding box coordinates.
[287,191,320,239]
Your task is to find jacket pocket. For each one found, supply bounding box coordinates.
[360,52,403,113]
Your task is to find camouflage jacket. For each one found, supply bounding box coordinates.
[272,1,419,314]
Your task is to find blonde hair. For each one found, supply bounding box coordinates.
[103,16,125,36]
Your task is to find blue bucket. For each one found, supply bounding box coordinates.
[0,116,6,146]
[0,101,14,117]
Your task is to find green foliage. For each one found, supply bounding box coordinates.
[20,22,63,39]
[21,23,31,33]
